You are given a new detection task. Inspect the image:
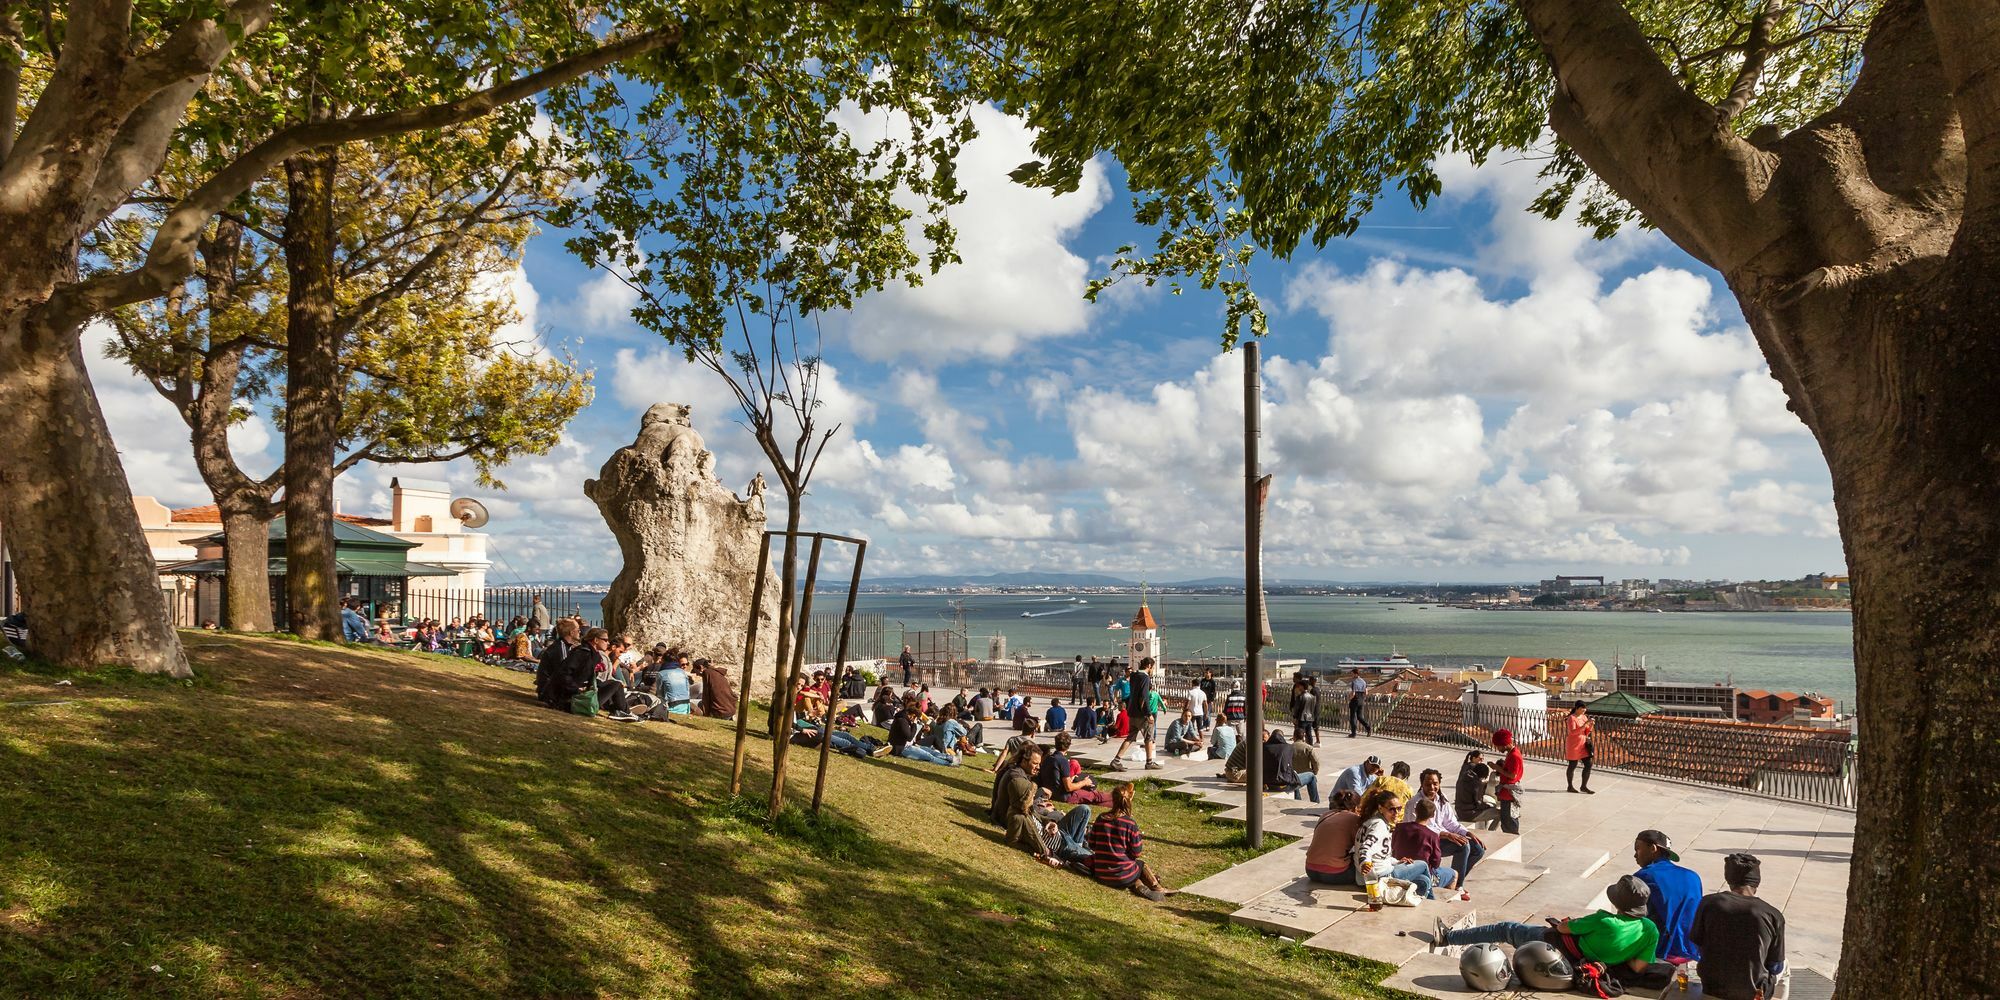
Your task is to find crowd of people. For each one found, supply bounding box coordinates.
[529,618,738,723]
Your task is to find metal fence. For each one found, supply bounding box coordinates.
[1300,694,1858,810]
[398,586,592,628]
[805,611,887,664]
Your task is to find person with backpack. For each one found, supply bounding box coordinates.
[1110,657,1162,770]
[1431,874,1660,977]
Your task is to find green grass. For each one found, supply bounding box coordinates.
[0,633,1414,999]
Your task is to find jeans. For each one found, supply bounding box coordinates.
[897,744,957,766]
[1051,804,1093,861]
[1445,920,1549,949]
[1500,798,1521,834]
[1288,771,1321,803]
[1391,859,1455,898]
[1072,676,1085,700]
[1442,835,1487,881]
[597,680,632,715]
[1348,697,1372,737]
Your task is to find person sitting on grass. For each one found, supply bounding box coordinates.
[1072,697,1099,738]
[1353,784,1447,898]
[581,629,640,722]
[1392,797,1461,899]
[999,743,1055,860]
[535,619,581,709]
[694,658,736,719]
[1305,789,1366,885]
[654,651,694,715]
[339,599,370,643]
[1086,781,1171,901]
[872,683,899,727]
[1032,786,1096,866]
[933,703,982,757]
[1041,731,1112,807]
[1164,706,1206,757]
[888,695,956,766]
[1432,875,1661,979]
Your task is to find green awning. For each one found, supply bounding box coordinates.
[159,557,457,578]
[1587,690,1662,717]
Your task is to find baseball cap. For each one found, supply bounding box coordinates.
[1605,874,1651,918]
[1636,829,1681,863]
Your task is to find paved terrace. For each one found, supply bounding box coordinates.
[1048,725,1849,998]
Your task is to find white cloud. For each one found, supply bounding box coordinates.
[576,269,640,329]
[836,103,1112,363]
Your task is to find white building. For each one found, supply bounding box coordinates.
[1128,598,1161,666]
[1462,677,1549,742]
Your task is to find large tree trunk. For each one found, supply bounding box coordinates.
[218,498,274,632]
[0,326,190,676]
[281,144,342,640]
[1756,244,2000,999]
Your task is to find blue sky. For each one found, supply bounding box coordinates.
[90,108,1846,585]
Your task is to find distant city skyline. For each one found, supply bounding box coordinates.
[90,112,1846,585]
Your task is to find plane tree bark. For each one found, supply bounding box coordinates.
[1513,1,1993,993]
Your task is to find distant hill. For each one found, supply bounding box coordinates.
[857,572,1382,589]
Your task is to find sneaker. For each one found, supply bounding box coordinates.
[1144,760,1165,770]
[1431,916,1451,953]
[1584,788,1597,794]
[608,712,641,723]
[1132,885,1167,902]
[1110,759,1129,771]
[870,743,893,758]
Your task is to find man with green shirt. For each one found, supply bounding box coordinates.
[1432,875,1660,974]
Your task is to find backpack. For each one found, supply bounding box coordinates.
[1572,961,1626,998]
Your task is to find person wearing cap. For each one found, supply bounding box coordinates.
[1690,853,1786,1000]
[1493,729,1525,834]
[1431,874,1660,974]
[1633,828,1704,962]
[1223,678,1248,723]
[1332,755,1384,800]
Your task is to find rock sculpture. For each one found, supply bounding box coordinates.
[586,403,782,698]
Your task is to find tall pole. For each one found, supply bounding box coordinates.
[1244,340,1264,848]
[729,531,774,797]
[811,539,868,814]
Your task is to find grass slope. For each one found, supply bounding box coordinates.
[0,634,1409,999]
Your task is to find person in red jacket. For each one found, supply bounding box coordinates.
[1493,728,1525,834]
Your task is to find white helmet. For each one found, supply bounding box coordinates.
[1514,940,1575,990]
[1459,942,1511,991]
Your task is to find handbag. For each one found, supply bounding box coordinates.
[571,686,600,717]
[1380,877,1424,907]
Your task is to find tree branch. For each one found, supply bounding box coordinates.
[334,167,520,335]
[43,24,682,333]
[1715,1,1780,123]
[1518,0,1777,271]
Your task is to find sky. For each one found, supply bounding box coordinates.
[89,107,1847,586]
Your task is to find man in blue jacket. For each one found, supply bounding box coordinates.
[1633,829,1704,962]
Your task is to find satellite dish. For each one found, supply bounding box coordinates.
[449,497,489,529]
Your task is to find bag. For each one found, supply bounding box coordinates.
[570,686,600,717]
[646,702,676,722]
[1572,961,1626,998]
[1584,739,1595,757]
[1380,877,1423,907]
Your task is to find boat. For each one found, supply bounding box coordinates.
[1106,620,1126,630]
[1335,651,1417,672]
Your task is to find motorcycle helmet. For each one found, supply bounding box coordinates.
[1458,942,1511,990]
[1514,939,1575,990]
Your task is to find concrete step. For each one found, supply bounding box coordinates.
[1179,839,1308,905]
[1301,902,1481,966]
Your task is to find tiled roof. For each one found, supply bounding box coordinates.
[1500,656,1594,680]
[1131,603,1158,630]
[170,504,392,527]
[1374,695,1852,792]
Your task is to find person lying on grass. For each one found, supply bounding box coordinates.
[1084,782,1171,901]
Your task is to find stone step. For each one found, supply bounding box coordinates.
[1301,901,1482,966]
[1232,859,1547,948]
[1385,950,1730,999]
[1179,839,1308,905]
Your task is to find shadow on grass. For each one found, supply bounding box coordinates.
[0,635,1423,1000]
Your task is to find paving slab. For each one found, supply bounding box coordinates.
[1302,901,1480,966]
[1230,877,1372,938]
[1180,840,1308,905]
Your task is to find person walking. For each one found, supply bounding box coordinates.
[1110,657,1162,770]
[1185,676,1210,733]
[1690,854,1787,1000]
[1296,676,1321,746]
[1346,669,1373,738]
[1565,701,1597,793]
[899,644,916,686]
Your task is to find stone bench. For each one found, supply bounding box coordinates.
[1179,840,1309,905]
[1230,857,1549,950]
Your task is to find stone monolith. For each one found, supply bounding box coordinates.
[585,403,782,698]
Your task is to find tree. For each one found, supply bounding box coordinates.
[100,132,590,631]
[0,0,681,674]
[990,1,1989,992]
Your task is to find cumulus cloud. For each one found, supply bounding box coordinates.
[835,103,1112,363]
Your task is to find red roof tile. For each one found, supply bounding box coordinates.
[168,504,392,527]
[1131,603,1158,630]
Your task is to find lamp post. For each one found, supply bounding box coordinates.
[1244,340,1264,848]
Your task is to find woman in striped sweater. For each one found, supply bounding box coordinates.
[1087,782,1170,901]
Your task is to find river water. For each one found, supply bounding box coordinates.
[563,591,1857,708]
